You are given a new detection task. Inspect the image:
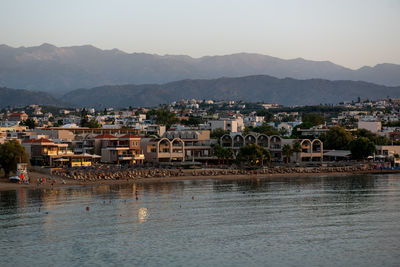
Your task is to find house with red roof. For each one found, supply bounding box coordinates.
[8,111,28,121]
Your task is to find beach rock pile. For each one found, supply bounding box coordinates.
[54,165,186,181]
[53,164,372,182]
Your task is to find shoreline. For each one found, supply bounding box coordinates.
[1,169,399,191]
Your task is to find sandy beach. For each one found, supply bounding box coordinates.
[1,168,399,191]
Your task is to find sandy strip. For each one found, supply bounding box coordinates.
[1,169,399,191]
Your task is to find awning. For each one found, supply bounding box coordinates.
[54,158,69,162]
[323,150,351,157]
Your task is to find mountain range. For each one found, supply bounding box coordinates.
[0,43,400,94]
[62,75,400,108]
[0,87,64,108]
[1,75,400,109]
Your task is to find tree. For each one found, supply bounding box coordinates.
[349,137,376,160]
[147,109,179,129]
[354,128,391,145]
[19,118,36,129]
[181,116,204,126]
[0,140,29,177]
[85,118,101,128]
[253,124,279,136]
[321,126,353,150]
[210,128,229,140]
[282,144,293,163]
[212,144,233,165]
[242,126,252,136]
[302,113,325,126]
[80,108,89,127]
[256,110,274,122]
[236,144,271,168]
[278,127,289,137]
[292,141,302,163]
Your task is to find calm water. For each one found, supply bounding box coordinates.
[1,174,400,267]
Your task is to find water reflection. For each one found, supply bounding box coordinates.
[138,207,148,223]
[0,174,399,267]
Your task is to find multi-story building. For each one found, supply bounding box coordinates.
[7,111,28,121]
[163,130,214,162]
[140,137,184,163]
[99,134,144,165]
[358,120,382,133]
[22,138,74,166]
[220,133,324,162]
[221,133,282,161]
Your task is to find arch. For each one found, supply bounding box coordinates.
[244,134,257,145]
[158,138,171,153]
[233,134,244,148]
[300,139,312,153]
[221,134,233,148]
[269,135,281,150]
[311,139,323,153]
[171,138,184,153]
[257,134,269,148]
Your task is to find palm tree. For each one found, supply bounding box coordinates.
[292,141,302,163]
[236,144,269,168]
[223,148,234,165]
[262,148,271,167]
[282,144,293,164]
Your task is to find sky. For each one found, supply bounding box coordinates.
[0,0,399,69]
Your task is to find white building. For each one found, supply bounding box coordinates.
[208,119,241,133]
[358,120,381,133]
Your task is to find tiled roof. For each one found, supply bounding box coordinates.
[119,134,140,139]
[9,112,27,116]
[23,138,53,143]
[94,133,117,139]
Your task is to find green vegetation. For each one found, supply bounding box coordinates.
[302,113,325,127]
[292,141,302,163]
[181,116,204,126]
[251,124,279,136]
[320,126,353,150]
[349,137,376,160]
[212,144,233,165]
[0,140,29,177]
[80,108,101,128]
[383,121,400,127]
[210,129,229,140]
[147,109,179,129]
[236,144,271,168]
[19,118,36,129]
[353,129,391,145]
[282,144,293,163]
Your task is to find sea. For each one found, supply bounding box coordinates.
[1,174,400,267]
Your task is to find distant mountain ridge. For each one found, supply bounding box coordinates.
[0,43,399,93]
[0,87,64,108]
[62,75,400,108]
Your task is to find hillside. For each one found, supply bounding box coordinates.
[0,44,399,94]
[62,75,400,108]
[0,87,65,108]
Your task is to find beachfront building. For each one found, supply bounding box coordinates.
[375,145,400,159]
[163,130,214,162]
[140,137,184,163]
[22,138,74,166]
[220,133,283,161]
[298,139,324,162]
[100,134,144,165]
[88,134,144,165]
[220,133,324,163]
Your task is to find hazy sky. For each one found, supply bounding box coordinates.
[1,0,399,69]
